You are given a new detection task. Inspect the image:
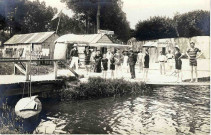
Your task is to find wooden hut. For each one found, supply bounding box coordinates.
[3,31,59,60]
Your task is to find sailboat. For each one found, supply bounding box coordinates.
[15,43,42,119]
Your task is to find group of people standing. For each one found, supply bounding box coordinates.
[82,46,151,81]
[69,42,202,83]
[157,42,203,82]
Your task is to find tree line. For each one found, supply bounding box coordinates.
[0,0,209,44]
[135,10,210,41]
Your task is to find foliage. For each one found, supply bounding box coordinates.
[174,10,210,37]
[0,99,25,134]
[135,10,210,41]
[0,0,86,39]
[60,77,153,100]
[61,0,131,43]
[135,16,177,41]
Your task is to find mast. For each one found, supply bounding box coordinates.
[29,43,32,98]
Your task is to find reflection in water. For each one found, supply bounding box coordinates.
[39,85,210,134]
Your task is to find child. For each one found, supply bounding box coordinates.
[101,54,108,79]
[158,51,167,75]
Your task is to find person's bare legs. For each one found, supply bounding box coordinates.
[143,68,146,82]
[163,63,166,75]
[176,69,179,82]
[111,70,114,79]
[190,66,194,82]
[160,63,162,75]
[180,70,183,82]
[145,68,148,82]
[194,66,198,82]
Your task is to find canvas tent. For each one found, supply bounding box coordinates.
[142,39,174,63]
[54,33,129,64]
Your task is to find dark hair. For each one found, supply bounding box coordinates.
[175,47,180,52]
[190,42,195,45]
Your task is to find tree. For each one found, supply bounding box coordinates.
[135,16,177,41]
[50,13,86,35]
[174,10,210,37]
[61,0,131,43]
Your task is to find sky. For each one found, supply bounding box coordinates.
[31,0,210,29]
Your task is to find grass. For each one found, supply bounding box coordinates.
[60,77,153,100]
[0,99,25,134]
[0,63,53,75]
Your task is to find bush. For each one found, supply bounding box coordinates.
[60,77,153,100]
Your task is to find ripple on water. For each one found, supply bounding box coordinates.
[38,85,210,134]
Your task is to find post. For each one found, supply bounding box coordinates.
[54,61,58,79]
[13,62,16,75]
[26,62,30,81]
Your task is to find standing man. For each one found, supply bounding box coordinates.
[186,42,203,82]
[128,48,136,79]
[69,44,79,71]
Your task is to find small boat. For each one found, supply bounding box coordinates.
[15,43,42,119]
[15,95,42,119]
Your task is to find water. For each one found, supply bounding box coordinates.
[38,85,210,134]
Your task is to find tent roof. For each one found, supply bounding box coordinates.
[4,31,56,45]
[143,42,158,47]
[55,33,110,44]
[90,43,130,48]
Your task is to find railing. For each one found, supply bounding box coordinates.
[0,58,64,81]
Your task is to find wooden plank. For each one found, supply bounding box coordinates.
[0,59,64,62]
[54,61,58,79]
[60,61,79,78]
[14,63,26,75]
[25,62,30,81]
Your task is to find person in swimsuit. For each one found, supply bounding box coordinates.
[84,46,92,75]
[114,49,123,77]
[137,49,144,73]
[166,50,174,72]
[101,54,108,79]
[122,51,129,73]
[127,48,136,79]
[186,42,203,82]
[110,52,116,79]
[143,48,149,82]
[94,50,102,73]
[158,51,167,75]
[175,46,183,82]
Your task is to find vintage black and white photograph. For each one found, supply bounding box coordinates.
[0,0,210,134]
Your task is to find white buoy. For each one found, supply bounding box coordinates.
[15,95,42,119]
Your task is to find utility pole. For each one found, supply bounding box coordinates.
[96,0,100,33]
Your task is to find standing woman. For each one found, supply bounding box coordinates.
[84,46,92,75]
[110,52,116,79]
[143,48,150,82]
[122,50,129,73]
[174,46,183,82]
[90,48,97,72]
[94,50,102,73]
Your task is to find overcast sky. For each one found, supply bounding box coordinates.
[32,0,210,29]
